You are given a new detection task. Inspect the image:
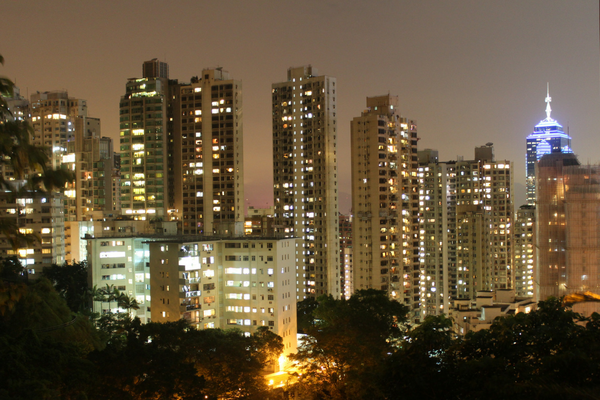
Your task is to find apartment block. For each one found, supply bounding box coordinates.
[536,153,600,315]
[30,91,87,170]
[62,120,117,221]
[118,60,172,219]
[173,68,244,235]
[272,66,340,299]
[149,237,297,357]
[514,205,535,298]
[339,214,352,298]
[417,150,456,316]
[0,191,64,275]
[418,145,514,318]
[89,235,154,322]
[351,95,420,315]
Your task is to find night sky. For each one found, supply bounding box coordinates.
[3,1,599,213]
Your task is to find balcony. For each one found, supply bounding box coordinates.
[180,290,201,298]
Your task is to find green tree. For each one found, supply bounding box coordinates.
[446,298,600,399]
[41,261,90,313]
[296,296,318,333]
[191,328,272,399]
[252,326,284,370]
[380,314,454,400]
[291,289,408,400]
[0,267,101,399]
[0,55,74,249]
[90,319,206,400]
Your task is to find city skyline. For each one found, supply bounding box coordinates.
[3,1,599,213]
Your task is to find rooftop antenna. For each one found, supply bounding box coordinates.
[545,82,552,120]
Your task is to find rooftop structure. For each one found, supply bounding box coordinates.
[526,85,572,204]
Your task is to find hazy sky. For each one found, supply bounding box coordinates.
[3,1,599,213]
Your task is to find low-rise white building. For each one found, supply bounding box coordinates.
[88,235,156,323]
[149,237,298,359]
[88,234,299,363]
[449,289,536,335]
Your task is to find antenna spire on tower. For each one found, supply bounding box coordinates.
[545,82,552,120]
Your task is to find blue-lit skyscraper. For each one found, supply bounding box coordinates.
[526,86,572,204]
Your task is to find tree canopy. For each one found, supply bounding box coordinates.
[292,289,408,400]
[0,54,74,249]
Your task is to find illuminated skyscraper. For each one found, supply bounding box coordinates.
[62,121,116,220]
[119,60,172,219]
[536,153,600,316]
[418,145,515,318]
[173,68,244,235]
[514,205,536,298]
[339,214,352,299]
[526,86,572,204]
[351,95,420,316]
[30,90,87,170]
[272,66,340,299]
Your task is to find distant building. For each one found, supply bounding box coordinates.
[62,121,117,221]
[173,68,244,236]
[526,86,572,205]
[118,60,173,220]
[418,145,515,318]
[339,214,352,298]
[351,95,420,317]
[0,190,64,275]
[143,58,169,80]
[272,66,340,299]
[514,205,536,298]
[342,247,353,300]
[449,289,536,335]
[4,86,29,122]
[245,206,274,236]
[536,153,600,316]
[30,90,88,170]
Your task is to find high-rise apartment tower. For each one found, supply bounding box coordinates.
[119,61,173,219]
[272,66,340,299]
[418,145,515,317]
[173,68,244,235]
[351,95,420,315]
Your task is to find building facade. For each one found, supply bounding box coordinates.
[173,68,244,235]
[89,235,154,322]
[526,87,572,205]
[536,153,600,315]
[351,95,420,316]
[0,191,64,275]
[418,145,515,318]
[149,237,298,357]
[62,120,117,221]
[272,66,340,299]
[30,91,87,170]
[338,214,352,298]
[119,60,172,220]
[514,205,536,298]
